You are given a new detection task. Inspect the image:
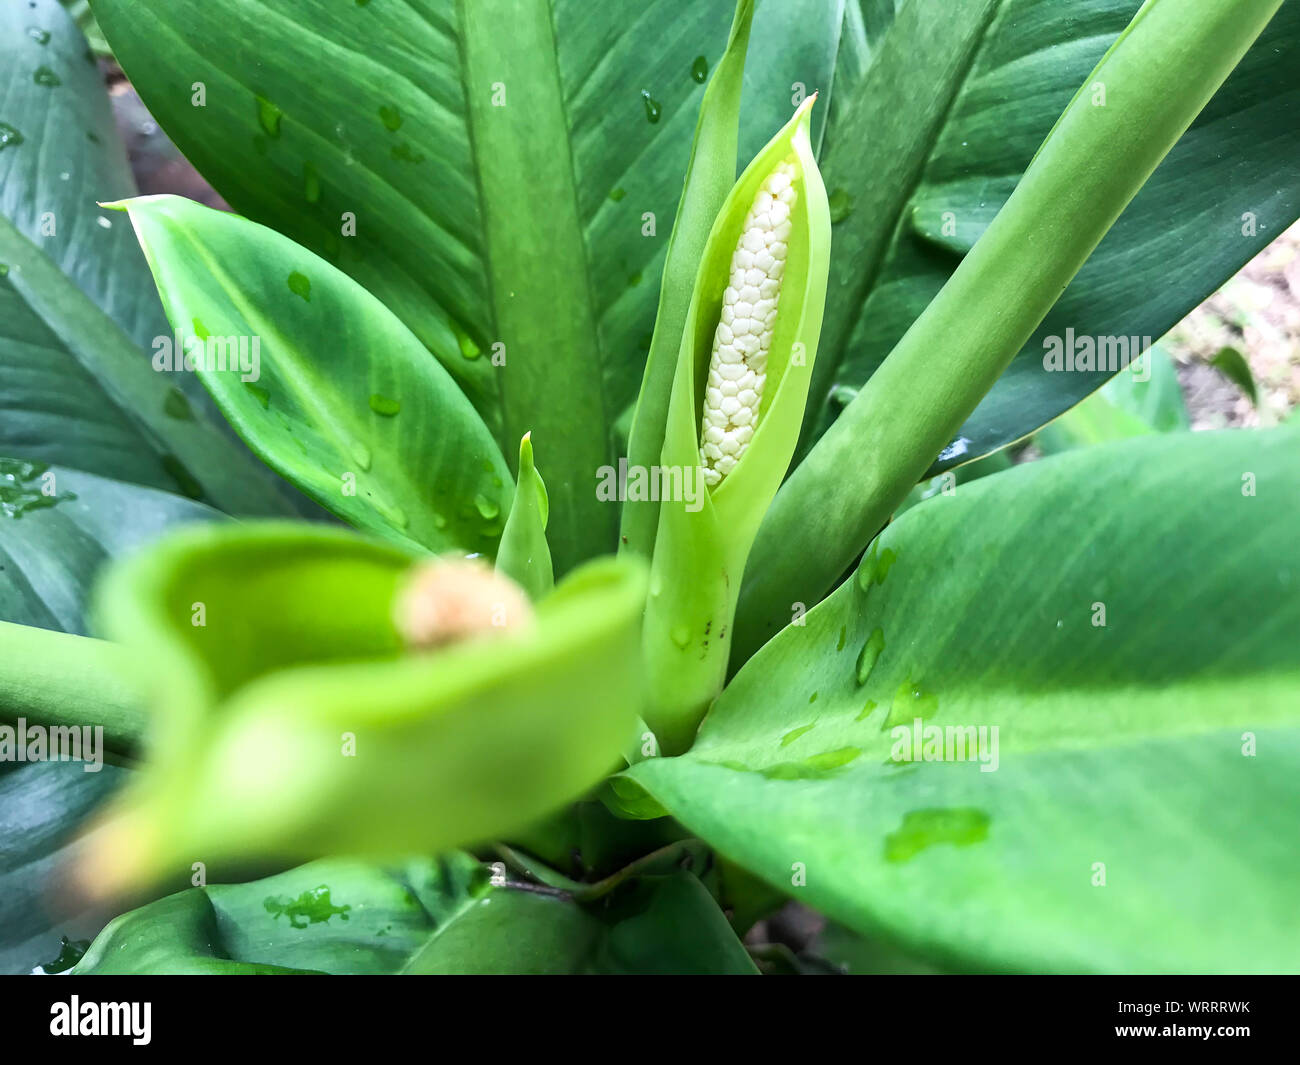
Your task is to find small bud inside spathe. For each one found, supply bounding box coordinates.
[699,158,798,488]
[395,556,535,650]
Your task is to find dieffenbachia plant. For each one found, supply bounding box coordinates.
[1,0,1297,974]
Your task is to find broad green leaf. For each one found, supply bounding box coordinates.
[0,460,217,634]
[74,854,489,974]
[2,0,166,356]
[805,0,1300,468]
[80,524,648,896]
[90,0,844,573]
[736,0,1288,661]
[631,426,1300,972]
[0,4,302,515]
[403,871,756,975]
[496,433,553,600]
[112,195,513,556]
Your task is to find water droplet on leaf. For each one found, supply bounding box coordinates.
[0,123,25,151]
[884,808,990,863]
[33,66,61,88]
[163,388,193,421]
[855,627,885,684]
[287,271,311,300]
[369,393,400,416]
[640,90,661,124]
[256,95,283,137]
[691,56,709,83]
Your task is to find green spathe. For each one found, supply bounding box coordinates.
[642,94,831,754]
[79,523,647,898]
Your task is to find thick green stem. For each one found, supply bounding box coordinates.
[733,0,1286,664]
[0,620,146,756]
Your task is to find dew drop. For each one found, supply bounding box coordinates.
[390,142,425,164]
[33,66,61,88]
[691,56,708,83]
[0,123,26,151]
[670,624,691,649]
[855,698,878,722]
[780,722,816,747]
[0,264,8,279]
[885,676,938,728]
[640,89,662,124]
[378,104,402,132]
[244,382,270,409]
[474,494,500,520]
[827,188,854,224]
[0,457,69,519]
[455,325,481,360]
[28,28,51,45]
[608,187,626,202]
[433,513,448,530]
[256,95,283,137]
[884,808,990,863]
[287,271,311,301]
[351,442,373,470]
[368,393,400,416]
[96,215,112,229]
[163,387,193,421]
[855,627,885,685]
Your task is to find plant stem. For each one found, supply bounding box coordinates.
[0,620,146,756]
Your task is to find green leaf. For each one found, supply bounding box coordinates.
[111,195,513,555]
[0,4,301,515]
[1210,345,1259,406]
[806,0,1300,468]
[496,433,553,600]
[80,524,648,896]
[74,854,489,974]
[89,0,843,572]
[631,426,1300,972]
[736,0,1288,661]
[403,871,757,975]
[0,460,217,633]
